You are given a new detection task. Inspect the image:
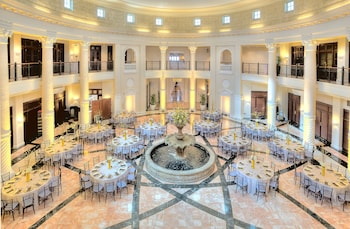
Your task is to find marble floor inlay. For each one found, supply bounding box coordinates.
[2,112,349,229]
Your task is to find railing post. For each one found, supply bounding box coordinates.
[14,62,17,81]
[78,61,80,74]
[341,66,344,85]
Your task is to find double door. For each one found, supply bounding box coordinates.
[288,93,300,127]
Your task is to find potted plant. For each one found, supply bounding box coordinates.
[200,94,206,111]
[150,93,156,110]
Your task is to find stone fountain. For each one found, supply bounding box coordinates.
[145,114,216,183]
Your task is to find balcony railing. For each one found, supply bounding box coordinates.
[195,61,210,71]
[166,61,190,70]
[88,61,114,72]
[146,61,161,70]
[242,62,268,75]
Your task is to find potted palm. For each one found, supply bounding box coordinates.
[200,94,206,111]
[150,93,156,110]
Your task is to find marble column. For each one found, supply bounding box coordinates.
[41,33,56,145]
[188,46,197,112]
[80,41,90,128]
[0,26,12,175]
[159,46,167,111]
[302,38,317,146]
[266,42,277,129]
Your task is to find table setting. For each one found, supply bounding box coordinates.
[89,158,129,186]
[236,158,274,194]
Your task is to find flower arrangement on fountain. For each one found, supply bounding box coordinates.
[172,109,189,140]
[173,109,188,127]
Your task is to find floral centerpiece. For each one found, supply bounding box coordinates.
[173,109,188,127]
[172,109,188,140]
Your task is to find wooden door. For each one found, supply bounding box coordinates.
[315,102,332,144]
[90,45,101,71]
[53,43,64,74]
[251,91,267,119]
[288,93,301,127]
[343,109,349,154]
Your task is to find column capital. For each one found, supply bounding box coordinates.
[41,31,57,48]
[188,46,197,54]
[265,40,277,51]
[80,41,91,50]
[302,39,317,52]
[159,46,168,53]
[0,28,12,44]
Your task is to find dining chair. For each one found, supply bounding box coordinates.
[116,179,128,198]
[38,187,53,208]
[227,163,237,183]
[2,199,20,221]
[269,174,280,196]
[256,181,268,201]
[49,167,62,196]
[307,181,320,202]
[64,151,74,164]
[235,175,248,195]
[91,182,104,202]
[52,154,62,168]
[105,182,116,202]
[80,177,92,199]
[22,193,35,218]
[320,186,333,208]
[337,191,350,211]
[83,161,90,175]
[127,167,137,185]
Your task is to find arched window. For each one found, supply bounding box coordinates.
[221,49,232,64]
[125,48,136,64]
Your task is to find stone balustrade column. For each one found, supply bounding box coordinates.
[266,41,277,129]
[302,38,317,147]
[41,32,56,145]
[80,41,90,127]
[189,46,197,111]
[0,24,12,175]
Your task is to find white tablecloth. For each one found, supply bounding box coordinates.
[86,125,111,143]
[271,138,305,161]
[45,140,80,161]
[2,170,52,208]
[244,122,271,140]
[303,164,350,200]
[111,135,140,156]
[194,120,220,136]
[236,159,274,194]
[114,113,136,125]
[138,122,165,138]
[89,159,129,186]
[201,110,222,121]
[219,134,250,151]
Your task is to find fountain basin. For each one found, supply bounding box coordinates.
[145,139,216,183]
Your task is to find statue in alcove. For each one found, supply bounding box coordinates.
[171,82,182,102]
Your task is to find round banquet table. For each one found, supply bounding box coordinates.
[45,139,80,162]
[111,135,141,157]
[1,170,52,208]
[271,138,305,161]
[114,112,136,125]
[194,120,220,136]
[236,159,274,194]
[138,122,165,139]
[86,124,111,143]
[201,110,222,121]
[89,159,129,186]
[303,164,350,200]
[219,134,250,151]
[244,122,270,140]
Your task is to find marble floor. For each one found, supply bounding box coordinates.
[2,112,350,229]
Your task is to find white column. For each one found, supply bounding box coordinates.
[80,41,90,127]
[41,33,56,145]
[0,25,12,175]
[114,43,122,114]
[302,38,317,146]
[331,97,341,150]
[159,46,167,111]
[266,41,277,129]
[189,46,197,112]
